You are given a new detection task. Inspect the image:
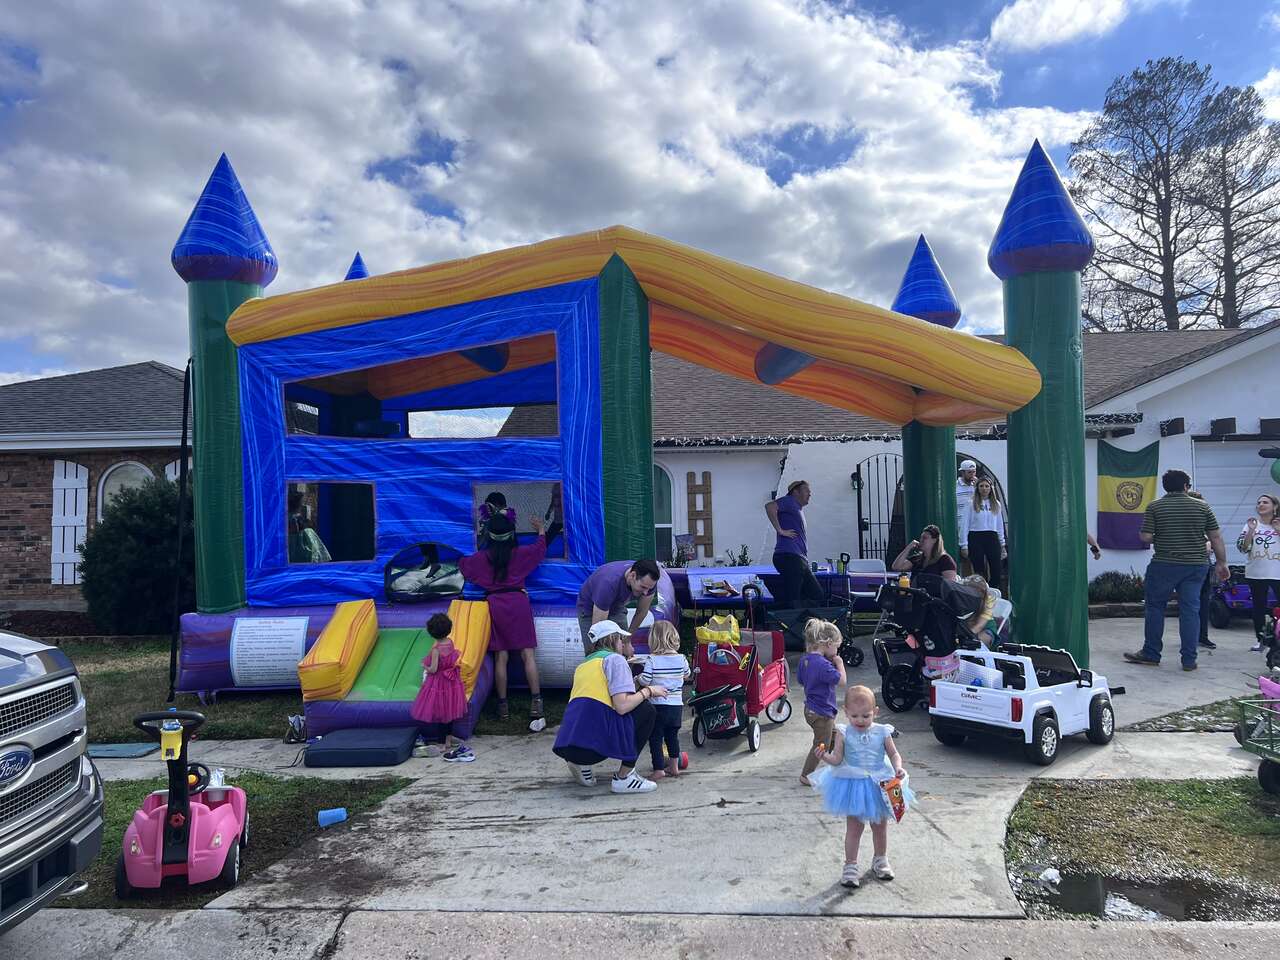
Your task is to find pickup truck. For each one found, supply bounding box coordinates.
[0,629,104,934]
[928,643,1122,765]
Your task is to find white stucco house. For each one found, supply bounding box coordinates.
[647,321,1280,580]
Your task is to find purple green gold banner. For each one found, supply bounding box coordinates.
[1097,439,1158,550]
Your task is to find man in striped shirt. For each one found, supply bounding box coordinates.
[1125,470,1230,671]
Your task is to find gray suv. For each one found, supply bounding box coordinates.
[0,630,104,934]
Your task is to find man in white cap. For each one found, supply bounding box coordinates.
[956,459,978,573]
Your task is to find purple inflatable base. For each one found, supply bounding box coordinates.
[303,655,494,741]
[177,602,454,695]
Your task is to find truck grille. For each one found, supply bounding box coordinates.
[0,759,80,831]
[0,683,77,740]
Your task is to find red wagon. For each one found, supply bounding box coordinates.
[689,641,791,752]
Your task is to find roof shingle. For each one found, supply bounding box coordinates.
[0,362,186,435]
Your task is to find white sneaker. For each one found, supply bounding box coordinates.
[529,717,547,733]
[840,862,861,888]
[872,855,895,881]
[567,762,595,787]
[1251,642,1264,652]
[610,771,657,794]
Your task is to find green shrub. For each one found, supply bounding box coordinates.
[79,477,194,635]
[1088,570,1145,604]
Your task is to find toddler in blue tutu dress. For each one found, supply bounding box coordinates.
[810,684,914,888]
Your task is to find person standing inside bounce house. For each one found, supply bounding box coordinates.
[576,559,660,657]
[766,480,824,609]
[553,621,669,794]
[460,510,549,732]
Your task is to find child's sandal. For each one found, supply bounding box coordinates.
[497,699,510,721]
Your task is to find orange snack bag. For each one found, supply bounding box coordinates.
[880,777,907,823]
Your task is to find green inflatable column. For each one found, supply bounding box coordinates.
[901,422,957,551]
[892,236,962,550]
[597,255,654,561]
[988,141,1095,665]
[171,155,278,613]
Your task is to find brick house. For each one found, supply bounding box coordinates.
[0,363,186,610]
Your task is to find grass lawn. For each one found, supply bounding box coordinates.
[65,636,572,741]
[1006,778,1280,919]
[59,772,409,910]
[64,637,303,743]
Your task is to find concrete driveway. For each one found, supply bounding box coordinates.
[199,618,1261,920]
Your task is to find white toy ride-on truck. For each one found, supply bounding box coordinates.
[928,643,1125,765]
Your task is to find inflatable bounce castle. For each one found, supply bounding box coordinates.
[172,141,1095,739]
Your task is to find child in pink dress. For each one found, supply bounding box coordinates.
[410,613,473,762]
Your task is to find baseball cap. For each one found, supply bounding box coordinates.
[587,621,631,644]
[959,459,977,471]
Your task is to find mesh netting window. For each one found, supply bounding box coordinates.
[408,404,557,439]
[472,481,566,558]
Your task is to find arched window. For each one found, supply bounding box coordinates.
[654,463,674,562]
[97,461,154,520]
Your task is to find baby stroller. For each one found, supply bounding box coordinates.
[689,641,790,753]
[871,575,986,713]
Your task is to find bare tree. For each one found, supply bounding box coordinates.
[1189,85,1280,328]
[1069,57,1216,331]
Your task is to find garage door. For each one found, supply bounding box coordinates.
[1193,440,1277,539]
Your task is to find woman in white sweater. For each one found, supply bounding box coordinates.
[1238,493,1280,651]
[960,477,1006,590]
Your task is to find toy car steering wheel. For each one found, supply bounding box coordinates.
[132,710,207,741]
[186,761,212,793]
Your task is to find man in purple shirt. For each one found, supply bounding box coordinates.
[766,480,824,609]
[576,559,660,656]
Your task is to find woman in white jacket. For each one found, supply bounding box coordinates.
[960,477,1006,590]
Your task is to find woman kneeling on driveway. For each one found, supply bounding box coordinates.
[553,621,670,794]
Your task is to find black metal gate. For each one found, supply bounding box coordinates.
[853,454,905,562]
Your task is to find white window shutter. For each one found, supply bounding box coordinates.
[51,460,89,585]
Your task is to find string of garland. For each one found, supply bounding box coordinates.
[654,413,1141,447]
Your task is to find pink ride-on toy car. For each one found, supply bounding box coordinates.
[115,710,247,898]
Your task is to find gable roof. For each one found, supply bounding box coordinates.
[1084,319,1280,407]
[0,362,186,436]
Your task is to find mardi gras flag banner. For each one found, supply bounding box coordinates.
[1097,440,1159,550]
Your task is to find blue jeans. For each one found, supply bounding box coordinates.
[1143,561,1209,666]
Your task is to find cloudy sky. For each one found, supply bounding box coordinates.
[1,0,1278,385]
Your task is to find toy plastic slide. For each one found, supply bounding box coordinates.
[297,599,378,701]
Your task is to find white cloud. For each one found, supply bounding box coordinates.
[987,0,1181,52]
[0,0,1097,383]
[0,368,73,387]
[1258,68,1280,121]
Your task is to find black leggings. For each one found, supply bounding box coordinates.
[967,531,1002,587]
[647,704,683,771]
[553,699,656,767]
[772,552,824,609]
[1248,579,1280,639]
